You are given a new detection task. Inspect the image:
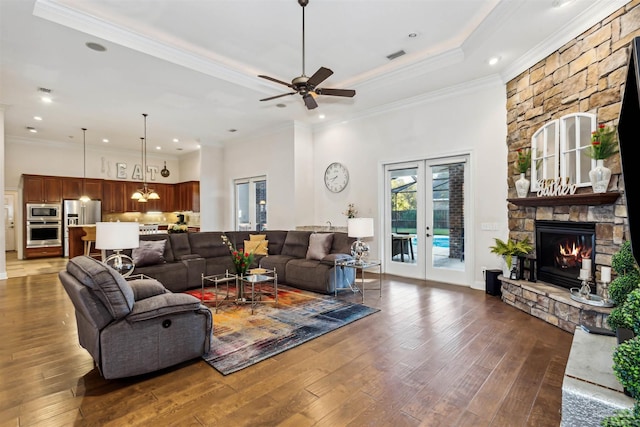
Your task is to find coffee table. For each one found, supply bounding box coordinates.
[239,268,278,314]
[200,271,238,313]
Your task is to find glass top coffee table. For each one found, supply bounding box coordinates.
[239,268,278,314]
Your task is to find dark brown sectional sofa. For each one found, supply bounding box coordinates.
[125,230,356,294]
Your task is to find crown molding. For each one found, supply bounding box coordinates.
[501,0,630,83]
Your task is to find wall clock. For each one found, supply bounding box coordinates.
[324,162,349,193]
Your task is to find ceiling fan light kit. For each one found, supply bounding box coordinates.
[258,0,356,110]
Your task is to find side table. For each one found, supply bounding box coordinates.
[334,259,382,303]
[201,271,237,313]
[239,268,278,314]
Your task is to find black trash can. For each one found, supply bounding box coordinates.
[485,269,502,296]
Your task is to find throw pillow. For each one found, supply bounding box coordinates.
[249,234,267,241]
[132,239,166,267]
[244,239,268,255]
[306,233,334,261]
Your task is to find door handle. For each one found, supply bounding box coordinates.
[426,226,431,237]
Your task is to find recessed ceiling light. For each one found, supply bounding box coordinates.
[102,138,109,143]
[173,138,179,143]
[86,42,107,52]
[552,0,574,8]
[33,116,42,121]
[228,129,237,133]
[27,126,37,133]
[488,56,501,66]
[408,32,419,38]
[41,96,52,103]
[197,144,201,149]
[318,114,325,119]
[155,146,161,150]
[276,103,287,108]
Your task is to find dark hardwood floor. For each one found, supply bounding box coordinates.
[0,258,571,426]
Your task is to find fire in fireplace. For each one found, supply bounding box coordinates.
[535,220,596,289]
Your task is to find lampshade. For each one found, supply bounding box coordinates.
[348,218,374,238]
[95,222,140,250]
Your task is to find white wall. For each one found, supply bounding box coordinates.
[218,124,297,230]
[199,144,224,231]
[312,78,509,288]
[5,136,182,190]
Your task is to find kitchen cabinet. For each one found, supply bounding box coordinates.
[146,183,173,212]
[23,175,62,203]
[62,178,102,200]
[25,246,63,259]
[102,180,126,213]
[176,181,200,212]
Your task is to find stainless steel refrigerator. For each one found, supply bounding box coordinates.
[63,199,102,257]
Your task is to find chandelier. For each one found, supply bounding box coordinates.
[131,113,159,203]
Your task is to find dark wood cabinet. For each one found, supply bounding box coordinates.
[102,180,126,213]
[177,181,200,212]
[84,179,103,200]
[23,175,62,203]
[25,246,63,259]
[62,178,103,201]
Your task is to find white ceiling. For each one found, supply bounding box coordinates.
[0,0,627,155]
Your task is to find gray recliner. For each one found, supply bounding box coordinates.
[59,256,212,379]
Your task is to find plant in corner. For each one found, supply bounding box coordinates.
[607,241,640,331]
[489,237,533,276]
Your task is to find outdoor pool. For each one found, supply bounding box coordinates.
[433,235,450,248]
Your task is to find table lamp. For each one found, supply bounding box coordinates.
[348,218,374,264]
[95,222,140,277]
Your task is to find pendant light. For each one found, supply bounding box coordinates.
[79,128,91,203]
[131,113,159,202]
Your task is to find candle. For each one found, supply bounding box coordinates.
[601,266,611,283]
[579,268,589,280]
[581,258,592,272]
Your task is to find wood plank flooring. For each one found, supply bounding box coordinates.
[0,256,572,426]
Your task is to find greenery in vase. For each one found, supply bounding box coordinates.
[514,148,532,174]
[489,237,533,270]
[586,124,619,160]
[221,234,255,275]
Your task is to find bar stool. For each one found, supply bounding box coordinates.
[81,226,98,258]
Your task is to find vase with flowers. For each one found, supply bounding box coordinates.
[586,123,618,193]
[343,203,358,218]
[221,234,255,277]
[514,148,532,198]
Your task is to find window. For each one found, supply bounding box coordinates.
[531,113,596,191]
[234,176,267,231]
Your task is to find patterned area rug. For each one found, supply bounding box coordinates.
[185,284,379,375]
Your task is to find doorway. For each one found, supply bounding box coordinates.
[384,156,469,285]
[4,192,17,251]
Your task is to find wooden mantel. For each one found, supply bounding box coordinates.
[507,192,620,207]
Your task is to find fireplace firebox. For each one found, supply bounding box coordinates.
[535,220,596,289]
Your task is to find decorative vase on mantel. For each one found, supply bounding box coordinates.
[589,159,611,193]
[515,173,530,198]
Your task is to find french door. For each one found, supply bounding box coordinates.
[384,156,469,285]
[234,176,267,231]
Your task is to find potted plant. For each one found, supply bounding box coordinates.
[607,241,640,340]
[602,335,640,425]
[489,237,533,277]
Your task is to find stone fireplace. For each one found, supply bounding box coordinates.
[535,220,595,290]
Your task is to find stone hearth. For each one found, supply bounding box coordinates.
[500,276,611,333]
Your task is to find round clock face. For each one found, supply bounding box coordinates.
[324,162,349,193]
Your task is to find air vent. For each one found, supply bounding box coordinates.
[386,50,406,61]
[37,87,52,93]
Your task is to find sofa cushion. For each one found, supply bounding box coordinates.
[67,256,134,319]
[132,239,166,267]
[306,233,334,260]
[189,232,230,258]
[331,232,354,254]
[244,239,268,255]
[264,230,288,255]
[281,231,312,258]
[140,234,174,263]
[169,233,191,259]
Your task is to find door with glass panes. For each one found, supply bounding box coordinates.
[235,176,267,231]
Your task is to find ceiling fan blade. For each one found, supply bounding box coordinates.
[303,93,318,110]
[258,75,295,89]
[260,92,296,101]
[315,88,356,98]
[306,67,333,87]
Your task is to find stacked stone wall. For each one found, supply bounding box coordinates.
[505,2,640,282]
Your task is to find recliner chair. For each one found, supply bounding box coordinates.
[59,256,212,379]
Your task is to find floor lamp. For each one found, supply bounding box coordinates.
[95,222,140,277]
[348,218,374,264]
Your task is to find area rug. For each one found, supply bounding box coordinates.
[185,284,379,375]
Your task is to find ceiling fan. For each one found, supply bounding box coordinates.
[258,0,356,110]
